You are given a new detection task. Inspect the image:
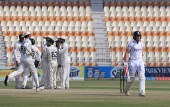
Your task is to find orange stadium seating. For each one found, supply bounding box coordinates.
[0,1,169,67]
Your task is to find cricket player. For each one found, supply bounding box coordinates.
[43,39,58,89]
[22,38,41,89]
[13,34,24,89]
[40,37,51,89]
[57,38,70,89]
[55,40,62,85]
[4,31,42,92]
[123,31,145,96]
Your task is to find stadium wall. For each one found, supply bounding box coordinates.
[0,66,170,81]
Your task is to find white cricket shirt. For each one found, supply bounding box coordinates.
[127,40,143,60]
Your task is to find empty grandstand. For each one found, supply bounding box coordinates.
[0,0,169,67]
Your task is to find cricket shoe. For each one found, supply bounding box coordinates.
[46,86,54,89]
[32,85,36,89]
[139,93,145,97]
[36,87,43,92]
[125,91,130,96]
[15,86,21,89]
[65,87,70,89]
[25,85,32,89]
[21,85,25,89]
[39,85,44,90]
[57,86,65,89]
[126,79,131,83]
[4,75,9,86]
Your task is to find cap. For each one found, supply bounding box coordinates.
[55,40,61,44]
[19,34,25,38]
[43,36,53,39]
[47,38,54,44]
[24,31,32,36]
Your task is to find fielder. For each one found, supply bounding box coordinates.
[57,38,70,89]
[22,38,40,89]
[40,37,50,89]
[4,32,42,92]
[13,34,24,89]
[43,39,58,89]
[123,31,145,96]
[55,40,62,84]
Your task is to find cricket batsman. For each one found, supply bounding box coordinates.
[123,31,145,96]
[22,38,40,89]
[43,38,58,89]
[57,38,70,89]
[4,31,42,92]
[13,34,24,89]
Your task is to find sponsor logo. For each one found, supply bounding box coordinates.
[134,49,142,51]
[70,67,80,77]
[0,72,11,76]
[111,66,123,78]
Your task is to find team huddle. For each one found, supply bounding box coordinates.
[4,31,70,92]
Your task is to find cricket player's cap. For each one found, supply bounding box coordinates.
[24,31,32,36]
[19,34,25,38]
[47,38,54,44]
[43,36,52,39]
[55,40,61,43]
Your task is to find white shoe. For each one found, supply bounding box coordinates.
[32,85,36,89]
[40,85,44,90]
[125,91,130,96]
[36,87,42,92]
[139,93,145,97]
[57,86,65,89]
[15,86,21,89]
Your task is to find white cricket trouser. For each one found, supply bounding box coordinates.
[61,63,70,87]
[56,67,62,81]
[41,61,49,86]
[9,58,39,88]
[129,59,145,77]
[48,61,57,88]
[22,68,39,87]
[14,60,20,87]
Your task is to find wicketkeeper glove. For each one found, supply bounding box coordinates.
[34,60,39,68]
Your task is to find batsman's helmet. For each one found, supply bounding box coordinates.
[133,31,141,40]
[30,38,35,45]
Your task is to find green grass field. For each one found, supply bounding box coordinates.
[0,81,170,107]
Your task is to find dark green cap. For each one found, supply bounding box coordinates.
[55,40,61,44]
[19,34,25,38]
[47,39,54,44]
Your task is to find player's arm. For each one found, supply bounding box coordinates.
[36,48,41,61]
[14,44,20,66]
[58,44,67,54]
[124,49,130,62]
[34,48,41,68]
[43,48,48,59]
[123,42,131,62]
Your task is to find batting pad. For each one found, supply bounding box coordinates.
[124,76,135,92]
[139,72,145,94]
